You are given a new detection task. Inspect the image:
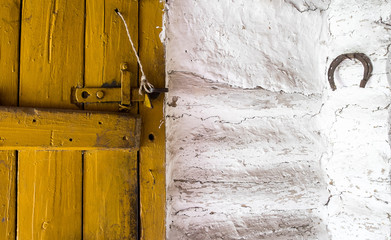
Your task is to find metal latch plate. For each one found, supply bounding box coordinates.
[73,88,143,104]
[71,63,166,109]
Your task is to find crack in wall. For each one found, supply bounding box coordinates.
[166,112,316,125]
[284,0,331,13]
[375,17,391,29]
[169,71,323,97]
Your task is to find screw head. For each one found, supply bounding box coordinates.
[96,90,105,99]
[121,62,129,70]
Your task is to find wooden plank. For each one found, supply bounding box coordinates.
[85,0,139,112]
[0,106,140,150]
[83,1,139,238]
[19,0,84,109]
[17,151,82,239]
[17,0,85,239]
[139,1,166,239]
[0,1,20,238]
[0,151,16,240]
[83,151,138,240]
[0,0,20,106]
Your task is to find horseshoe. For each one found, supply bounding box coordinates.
[327,53,373,91]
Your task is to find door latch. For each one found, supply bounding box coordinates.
[72,63,167,109]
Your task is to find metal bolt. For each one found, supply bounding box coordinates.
[96,90,105,99]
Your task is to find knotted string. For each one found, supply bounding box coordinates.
[115,9,154,95]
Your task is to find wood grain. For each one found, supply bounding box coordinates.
[83,1,139,238]
[19,0,84,109]
[139,1,166,239]
[17,151,82,239]
[17,0,85,239]
[83,151,138,240]
[0,0,20,106]
[0,1,20,238]
[0,106,140,150]
[84,0,139,112]
[0,151,16,240]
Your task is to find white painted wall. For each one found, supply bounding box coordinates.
[165,1,391,239]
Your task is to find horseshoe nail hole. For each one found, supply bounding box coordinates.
[81,91,90,99]
[148,134,155,142]
[69,138,73,142]
[32,119,36,123]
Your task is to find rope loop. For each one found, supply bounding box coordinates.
[139,76,154,95]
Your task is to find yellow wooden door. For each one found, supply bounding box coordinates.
[0,0,143,239]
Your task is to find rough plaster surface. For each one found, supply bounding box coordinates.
[165,0,391,239]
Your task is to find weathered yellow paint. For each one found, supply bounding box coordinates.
[19,0,84,109]
[1,0,164,238]
[139,1,166,239]
[0,1,20,238]
[17,1,85,239]
[85,0,139,112]
[0,0,20,106]
[0,107,140,150]
[83,151,138,240]
[0,151,16,240]
[17,151,82,239]
[84,1,139,238]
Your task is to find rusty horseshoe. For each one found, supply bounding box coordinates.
[327,53,373,91]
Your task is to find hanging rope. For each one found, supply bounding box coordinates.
[115,8,154,95]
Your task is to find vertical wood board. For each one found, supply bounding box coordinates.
[19,0,84,109]
[0,151,16,240]
[0,2,20,238]
[17,151,82,239]
[83,1,139,238]
[85,0,139,112]
[139,0,166,239]
[83,151,138,240]
[17,1,85,239]
[0,0,20,106]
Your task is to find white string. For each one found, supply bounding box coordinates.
[116,9,154,95]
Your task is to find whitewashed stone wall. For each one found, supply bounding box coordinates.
[165,0,391,239]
